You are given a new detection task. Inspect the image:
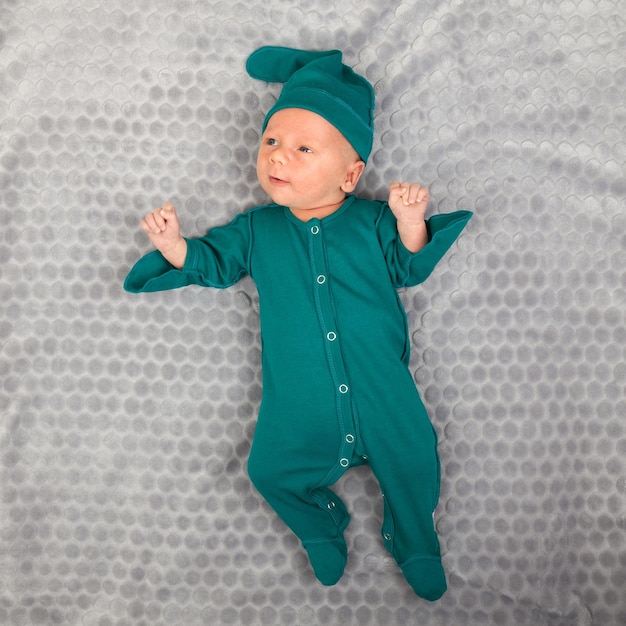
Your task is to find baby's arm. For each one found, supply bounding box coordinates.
[388,181,429,253]
[140,201,188,269]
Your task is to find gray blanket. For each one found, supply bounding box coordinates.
[1,1,624,624]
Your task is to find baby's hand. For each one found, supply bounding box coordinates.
[388,181,429,253]
[388,181,429,223]
[140,201,187,268]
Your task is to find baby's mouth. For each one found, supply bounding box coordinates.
[269,175,288,185]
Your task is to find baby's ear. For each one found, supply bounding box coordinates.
[341,160,366,193]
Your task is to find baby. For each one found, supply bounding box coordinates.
[125,46,472,601]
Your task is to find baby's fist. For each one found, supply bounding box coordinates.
[388,181,429,221]
[388,182,429,252]
[139,201,187,268]
[141,201,180,237]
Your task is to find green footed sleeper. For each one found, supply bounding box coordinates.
[124,195,472,600]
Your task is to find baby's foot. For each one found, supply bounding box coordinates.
[303,538,348,586]
[400,555,447,601]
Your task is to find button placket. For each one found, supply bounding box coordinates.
[309,219,357,477]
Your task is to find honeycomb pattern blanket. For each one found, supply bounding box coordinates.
[1,1,625,624]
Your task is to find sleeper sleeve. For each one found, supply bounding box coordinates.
[123,211,252,293]
[377,205,473,288]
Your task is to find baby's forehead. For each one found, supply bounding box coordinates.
[264,108,349,143]
[262,107,361,160]
[265,107,330,127]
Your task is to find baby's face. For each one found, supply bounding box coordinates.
[256,108,364,221]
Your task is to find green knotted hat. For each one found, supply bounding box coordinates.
[246,46,375,162]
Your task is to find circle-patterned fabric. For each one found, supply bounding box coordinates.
[1,1,625,624]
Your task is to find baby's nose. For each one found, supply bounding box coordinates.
[269,147,287,165]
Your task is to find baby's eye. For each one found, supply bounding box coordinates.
[266,138,278,146]
[298,146,312,153]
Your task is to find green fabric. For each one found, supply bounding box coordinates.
[246,47,375,162]
[124,198,471,599]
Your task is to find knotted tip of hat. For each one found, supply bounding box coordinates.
[246,46,375,162]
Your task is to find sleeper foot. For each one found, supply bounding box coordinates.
[400,555,447,601]
[303,538,348,586]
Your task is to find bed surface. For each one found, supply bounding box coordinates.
[1,1,625,624]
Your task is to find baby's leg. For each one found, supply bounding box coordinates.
[247,430,351,586]
[377,458,447,601]
[300,494,350,586]
[363,405,446,600]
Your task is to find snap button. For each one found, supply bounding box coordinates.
[338,384,349,394]
[327,501,336,510]
[384,533,392,541]
[310,225,319,235]
[339,458,349,468]
[326,331,336,341]
[345,434,355,444]
[317,275,326,284]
